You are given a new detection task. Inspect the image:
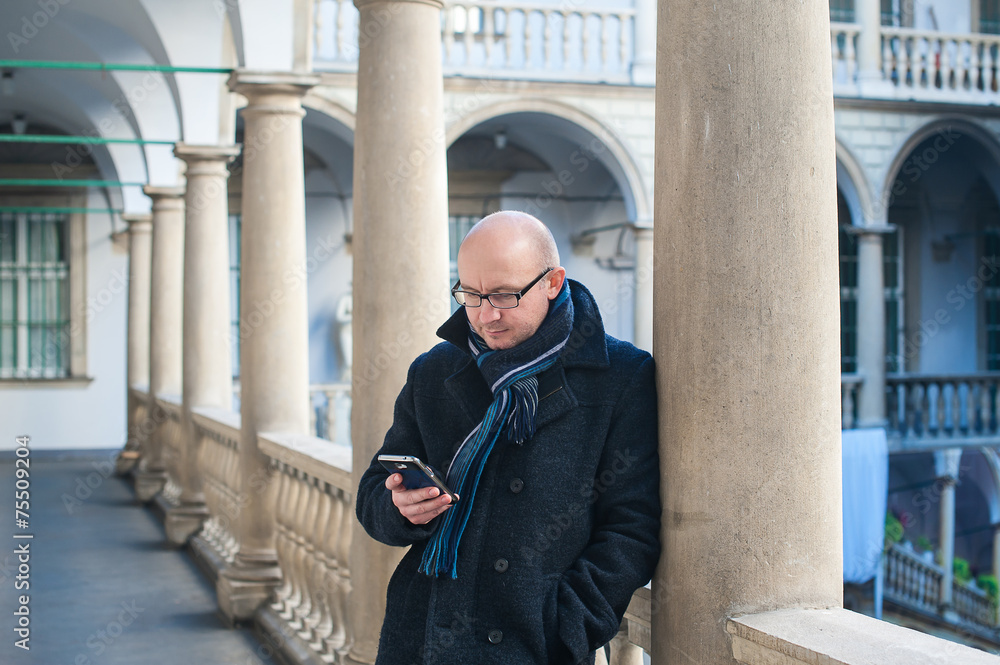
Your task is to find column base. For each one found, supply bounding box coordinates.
[133,469,168,502]
[217,561,282,625]
[164,503,210,546]
[115,449,141,475]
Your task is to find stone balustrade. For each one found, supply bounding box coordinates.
[312,0,635,83]
[308,383,351,443]
[153,394,184,506]
[832,22,1000,105]
[841,373,863,429]
[954,577,996,630]
[885,372,1000,445]
[190,407,242,573]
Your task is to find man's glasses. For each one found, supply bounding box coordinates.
[452,268,553,309]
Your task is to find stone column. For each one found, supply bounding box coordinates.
[347,1,450,662]
[653,1,841,663]
[935,448,962,621]
[856,0,888,92]
[165,144,240,546]
[853,228,888,427]
[117,214,152,474]
[632,224,653,353]
[135,186,185,501]
[631,0,656,85]
[217,70,319,622]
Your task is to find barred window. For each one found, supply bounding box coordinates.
[0,211,71,378]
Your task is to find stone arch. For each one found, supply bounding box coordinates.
[445,98,649,222]
[882,117,1000,210]
[836,140,877,227]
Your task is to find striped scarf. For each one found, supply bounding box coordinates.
[419,281,574,578]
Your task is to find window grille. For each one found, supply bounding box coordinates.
[0,211,70,378]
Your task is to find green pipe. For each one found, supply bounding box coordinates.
[0,60,231,74]
[0,207,121,215]
[0,134,174,145]
[0,179,144,188]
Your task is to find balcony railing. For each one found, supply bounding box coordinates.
[313,0,636,83]
[886,372,1000,444]
[885,542,996,632]
[832,22,1000,104]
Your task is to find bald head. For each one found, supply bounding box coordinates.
[455,211,566,350]
[461,211,560,271]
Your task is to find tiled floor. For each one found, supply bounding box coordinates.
[0,449,268,664]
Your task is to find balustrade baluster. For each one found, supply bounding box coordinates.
[966,381,977,435]
[581,12,592,69]
[280,472,305,620]
[845,30,857,82]
[600,13,610,70]
[543,10,553,69]
[272,470,295,611]
[313,0,323,58]
[328,489,354,658]
[883,35,894,82]
[321,492,348,656]
[919,383,931,436]
[483,8,494,62]
[563,11,573,67]
[619,14,629,73]
[335,0,347,59]
[288,473,313,628]
[831,31,840,80]
[935,381,947,435]
[294,481,323,632]
[464,7,476,65]
[310,488,338,653]
[524,10,533,67]
[442,5,455,60]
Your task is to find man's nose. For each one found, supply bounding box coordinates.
[478,301,501,322]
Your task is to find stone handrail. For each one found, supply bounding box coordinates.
[886,372,1000,443]
[258,432,354,662]
[312,0,636,83]
[191,407,242,567]
[884,542,943,615]
[153,393,184,505]
[841,373,863,429]
[728,608,998,665]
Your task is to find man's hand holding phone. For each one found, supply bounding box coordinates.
[385,473,456,525]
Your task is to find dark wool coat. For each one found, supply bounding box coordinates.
[356,280,661,665]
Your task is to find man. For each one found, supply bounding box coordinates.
[356,211,660,664]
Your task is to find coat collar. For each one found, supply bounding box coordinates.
[436,278,610,370]
[439,279,605,436]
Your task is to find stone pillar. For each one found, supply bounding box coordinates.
[853,228,888,427]
[632,224,653,353]
[347,0,450,662]
[631,0,656,85]
[117,214,153,474]
[856,0,888,92]
[652,1,841,663]
[135,186,185,501]
[935,448,962,621]
[165,144,240,546]
[217,70,318,622]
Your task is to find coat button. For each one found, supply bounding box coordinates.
[509,478,524,493]
[494,558,509,573]
[488,629,503,644]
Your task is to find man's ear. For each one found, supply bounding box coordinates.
[546,267,567,299]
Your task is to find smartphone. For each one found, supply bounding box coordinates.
[378,454,458,503]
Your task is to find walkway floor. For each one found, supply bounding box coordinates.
[0,449,267,665]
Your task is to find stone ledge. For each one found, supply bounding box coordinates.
[728,608,1000,665]
[258,431,352,493]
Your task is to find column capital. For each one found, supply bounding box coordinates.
[143,185,186,210]
[123,213,152,233]
[174,142,240,175]
[354,0,444,10]
[934,448,963,483]
[227,70,320,102]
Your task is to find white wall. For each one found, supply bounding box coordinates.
[0,199,128,450]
